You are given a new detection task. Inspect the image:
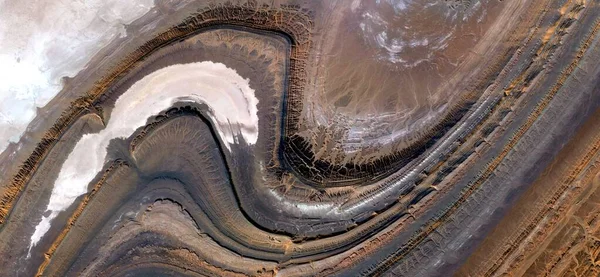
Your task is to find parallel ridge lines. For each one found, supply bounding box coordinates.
[0,2,312,225]
[365,11,600,277]
[35,160,128,277]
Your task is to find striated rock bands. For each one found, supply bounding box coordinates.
[2,0,600,276]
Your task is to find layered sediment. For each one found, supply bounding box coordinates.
[1,0,600,276]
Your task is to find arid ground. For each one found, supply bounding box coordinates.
[1,0,600,276]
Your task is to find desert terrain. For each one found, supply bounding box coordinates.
[0,0,599,276]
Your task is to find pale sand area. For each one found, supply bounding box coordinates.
[305,0,506,155]
[28,61,259,255]
[0,0,154,155]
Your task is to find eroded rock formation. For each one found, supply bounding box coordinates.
[1,0,600,276]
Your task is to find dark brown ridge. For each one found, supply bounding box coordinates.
[0,2,481,223]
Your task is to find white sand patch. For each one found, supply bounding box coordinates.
[0,0,154,155]
[28,61,259,256]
